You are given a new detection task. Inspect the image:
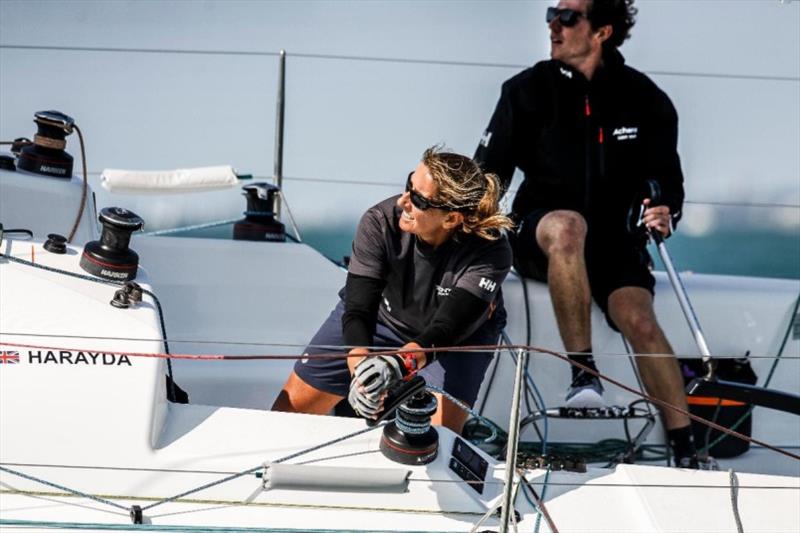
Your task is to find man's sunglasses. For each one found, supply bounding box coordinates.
[546,7,586,27]
[405,172,450,211]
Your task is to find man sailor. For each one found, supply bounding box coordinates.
[475,0,699,466]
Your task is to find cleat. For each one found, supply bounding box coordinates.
[565,371,605,408]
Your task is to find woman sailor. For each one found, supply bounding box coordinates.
[272,147,513,432]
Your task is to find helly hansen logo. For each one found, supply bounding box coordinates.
[480,130,493,148]
[559,67,573,79]
[478,277,497,293]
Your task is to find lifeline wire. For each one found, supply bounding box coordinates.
[1,330,794,359]
[140,423,382,512]
[0,464,129,511]
[0,519,463,533]
[3,43,799,82]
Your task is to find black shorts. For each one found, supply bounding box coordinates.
[294,300,505,405]
[512,208,655,318]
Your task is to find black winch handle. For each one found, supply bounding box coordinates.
[366,375,427,427]
[626,179,663,241]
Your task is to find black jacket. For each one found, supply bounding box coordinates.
[475,50,684,239]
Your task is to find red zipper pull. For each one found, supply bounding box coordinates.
[598,127,604,144]
[585,95,591,117]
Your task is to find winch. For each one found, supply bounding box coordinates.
[370,376,439,466]
[80,207,144,281]
[233,182,286,242]
[16,110,75,178]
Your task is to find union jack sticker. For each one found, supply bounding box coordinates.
[0,351,20,364]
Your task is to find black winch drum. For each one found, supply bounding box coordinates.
[80,207,144,281]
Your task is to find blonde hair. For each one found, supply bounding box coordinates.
[421,146,514,241]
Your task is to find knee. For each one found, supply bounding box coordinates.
[617,312,661,343]
[537,211,587,258]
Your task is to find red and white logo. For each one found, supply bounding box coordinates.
[0,350,20,364]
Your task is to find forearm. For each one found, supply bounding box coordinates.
[342,273,385,348]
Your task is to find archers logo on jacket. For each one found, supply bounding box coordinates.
[612,126,638,141]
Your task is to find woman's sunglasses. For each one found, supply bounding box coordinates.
[405,172,450,211]
[546,7,586,27]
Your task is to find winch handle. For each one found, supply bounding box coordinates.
[626,179,663,240]
[366,375,427,427]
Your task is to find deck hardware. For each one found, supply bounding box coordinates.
[43,233,67,254]
[17,111,75,178]
[80,207,144,281]
[234,182,286,242]
[111,281,144,309]
[379,385,439,465]
[129,505,143,524]
[499,348,526,533]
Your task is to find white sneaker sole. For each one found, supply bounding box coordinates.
[565,388,605,409]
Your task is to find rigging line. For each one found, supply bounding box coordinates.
[0,43,281,58]
[140,423,383,512]
[682,199,800,209]
[65,124,88,243]
[142,218,241,236]
[3,44,799,82]
[729,470,745,533]
[728,468,744,533]
[0,518,478,533]
[520,474,560,533]
[0,44,525,70]
[0,331,310,348]
[1,474,796,493]
[0,489,484,518]
[0,465,129,512]
[2,337,794,361]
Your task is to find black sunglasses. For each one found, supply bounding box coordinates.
[405,172,450,211]
[546,7,586,27]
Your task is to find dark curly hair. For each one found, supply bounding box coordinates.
[587,0,638,50]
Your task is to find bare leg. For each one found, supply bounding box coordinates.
[607,287,690,430]
[535,210,592,353]
[272,371,343,414]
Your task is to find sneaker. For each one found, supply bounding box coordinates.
[675,455,699,469]
[565,371,605,408]
[675,454,719,470]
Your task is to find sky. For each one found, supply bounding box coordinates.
[1,0,798,235]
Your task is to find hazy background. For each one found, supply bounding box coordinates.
[1,0,798,277]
